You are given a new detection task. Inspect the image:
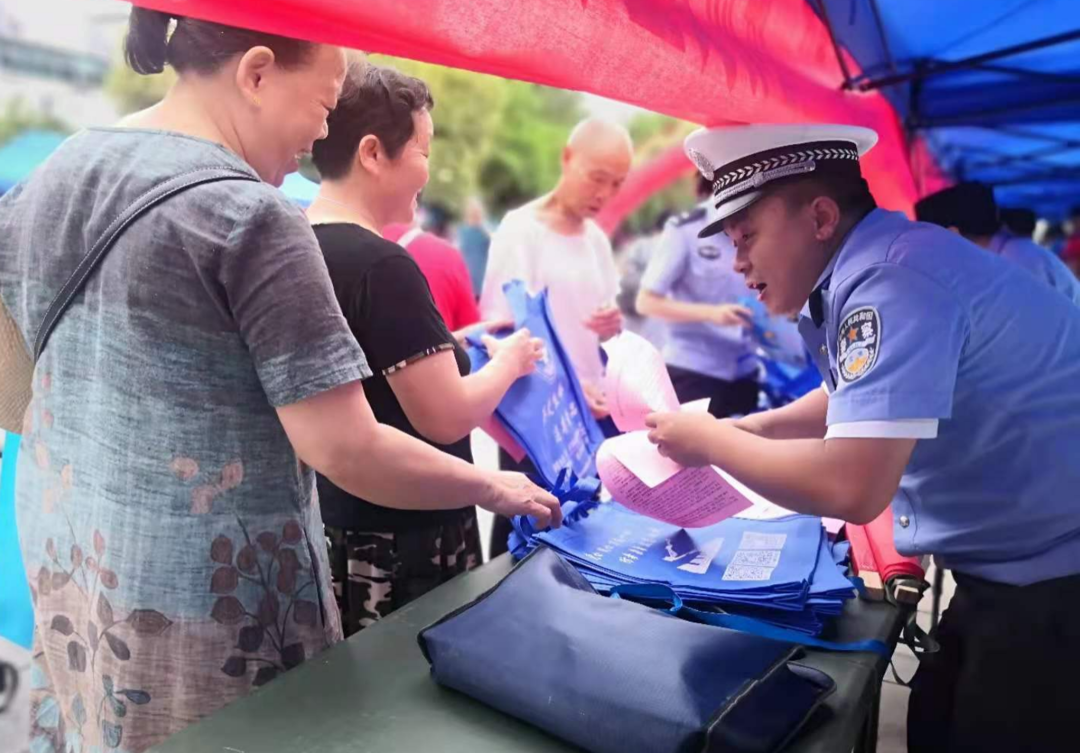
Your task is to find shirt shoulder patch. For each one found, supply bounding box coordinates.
[837,306,881,383]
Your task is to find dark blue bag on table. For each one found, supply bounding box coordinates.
[466,280,606,487]
[418,546,836,753]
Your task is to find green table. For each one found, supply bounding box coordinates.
[152,555,906,753]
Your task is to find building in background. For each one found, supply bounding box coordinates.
[0,1,125,131]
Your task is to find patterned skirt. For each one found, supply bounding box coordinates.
[325,509,482,637]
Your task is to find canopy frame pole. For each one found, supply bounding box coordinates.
[967,141,1080,171]
[906,61,927,132]
[857,28,1080,91]
[813,0,856,89]
[969,62,1080,85]
[991,124,1080,145]
[989,169,1080,187]
[936,142,1080,175]
[868,0,898,76]
[909,94,1080,128]
[969,151,1080,177]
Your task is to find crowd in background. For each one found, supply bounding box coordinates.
[415,176,1080,349]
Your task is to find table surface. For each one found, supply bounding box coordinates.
[152,555,906,753]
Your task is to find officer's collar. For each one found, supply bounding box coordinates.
[799,205,881,326]
[801,252,839,327]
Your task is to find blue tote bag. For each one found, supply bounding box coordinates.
[419,546,835,753]
[467,281,605,487]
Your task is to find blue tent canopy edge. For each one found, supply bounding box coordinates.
[812,0,1080,220]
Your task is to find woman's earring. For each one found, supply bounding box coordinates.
[253,95,261,107]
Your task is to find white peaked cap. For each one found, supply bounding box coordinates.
[685,124,879,237]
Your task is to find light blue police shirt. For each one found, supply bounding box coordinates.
[798,209,1080,586]
[988,230,1080,307]
[640,205,758,381]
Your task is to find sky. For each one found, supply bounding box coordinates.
[1,0,126,55]
[582,93,648,124]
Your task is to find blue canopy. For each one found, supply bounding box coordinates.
[0,129,68,194]
[813,0,1080,219]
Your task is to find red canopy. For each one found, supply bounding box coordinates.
[594,142,700,234]
[133,0,927,217]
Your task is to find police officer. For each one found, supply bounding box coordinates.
[635,175,760,418]
[916,181,1080,306]
[645,124,1080,752]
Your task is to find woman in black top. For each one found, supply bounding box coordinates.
[307,62,542,634]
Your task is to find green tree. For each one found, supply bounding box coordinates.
[480,83,584,216]
[374,55,509,216]
[372,55,585,218]
[627,111,694,149]
[621,113,699,236]
[0,98,70,147]
[104,62,175,114]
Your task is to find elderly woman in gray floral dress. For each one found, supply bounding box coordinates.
[0,9,559,753]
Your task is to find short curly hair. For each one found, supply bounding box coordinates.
[312,62,434,181]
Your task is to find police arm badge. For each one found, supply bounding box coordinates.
[837,306,880,383]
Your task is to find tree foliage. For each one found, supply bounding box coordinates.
[0,98,71,147]
[372,55,585,218]
[103,63,175,115]
[621,113,699,236]
[99,49,699,232]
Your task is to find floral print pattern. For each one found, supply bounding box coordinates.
[2,129,368,753]
[210,519,320,687]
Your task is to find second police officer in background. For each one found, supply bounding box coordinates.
[636,175,760,418]
[915,181,1080,306]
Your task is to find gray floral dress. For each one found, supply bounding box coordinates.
[0,128,370,753]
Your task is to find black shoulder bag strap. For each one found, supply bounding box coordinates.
[33,166,260,361]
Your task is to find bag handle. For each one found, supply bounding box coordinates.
[507,470,601,560]
[510,469,600,542]
[500,280,532,329]
[464,278,533,347]
[609,582,890,657]
[33,166,259,361]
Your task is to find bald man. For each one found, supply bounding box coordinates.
[480,118,634,417]
[481,118,632,557]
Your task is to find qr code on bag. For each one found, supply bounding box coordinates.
[739,532,788,550]
[722,564,775,581]
[731,549,782,568]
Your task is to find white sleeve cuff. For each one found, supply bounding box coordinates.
[821,381,832,396]
[825,419,939,440]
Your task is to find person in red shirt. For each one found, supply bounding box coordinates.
[1063,206,1080,278]
[384,223,481,333]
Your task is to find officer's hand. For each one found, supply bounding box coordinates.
[710,304,753,328]
[481,471,563,529]
[645,411,723,467]
[484,329,544,379]
[582,381,611,419]
[584,306,623,341]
